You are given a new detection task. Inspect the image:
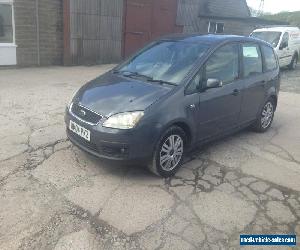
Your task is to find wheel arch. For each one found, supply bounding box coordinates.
[172,121,193,148]
[269,95,278,110]
[157,119,194,149]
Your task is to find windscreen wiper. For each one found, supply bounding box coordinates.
[117,71,177,86]
[147,79,177,86]
[121,71,153,80]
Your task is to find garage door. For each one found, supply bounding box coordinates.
[123,0,182,58]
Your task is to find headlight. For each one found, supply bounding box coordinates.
[103,111,144,129]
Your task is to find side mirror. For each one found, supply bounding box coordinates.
[205,78,223,89]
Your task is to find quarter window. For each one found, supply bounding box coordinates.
[262,45,277,71]
[204,44,239,84]
[0,2,13,43]
[186,70,202,95]
[242,44,263,78]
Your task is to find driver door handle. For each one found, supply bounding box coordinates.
[232,89,240,96]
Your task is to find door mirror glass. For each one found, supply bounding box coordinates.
[205,78,223,89]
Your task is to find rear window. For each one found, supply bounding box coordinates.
[261,45,278,71]
[242,43,263,78]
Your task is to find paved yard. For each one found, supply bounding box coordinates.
[0,65,300,250]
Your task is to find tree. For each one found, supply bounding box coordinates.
[262,11,300,27]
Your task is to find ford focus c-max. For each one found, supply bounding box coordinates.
[65,34,280,177]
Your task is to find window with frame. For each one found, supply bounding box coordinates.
[242,43,263,78]
[208,22,224,34]
[204,43,239,85]
[261,45,277,71]
[0,2,13,43]
[280,32,289,48]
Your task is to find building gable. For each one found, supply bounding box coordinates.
[199,0,251,18]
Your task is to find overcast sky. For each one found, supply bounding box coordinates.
[247,0,300,14]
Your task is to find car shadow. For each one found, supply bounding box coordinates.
[75,126,264,180]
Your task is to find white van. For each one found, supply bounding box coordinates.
[251,26,300,69]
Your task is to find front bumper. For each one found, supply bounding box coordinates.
[65,108,158,162]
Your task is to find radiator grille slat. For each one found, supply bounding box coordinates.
[71,103,102,125]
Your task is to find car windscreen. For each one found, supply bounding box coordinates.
[118,41,210,85]
[251,31,282,48]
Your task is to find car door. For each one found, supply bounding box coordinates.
[278,32,292,67]
[192,43,243,140]
[239,43,266,124]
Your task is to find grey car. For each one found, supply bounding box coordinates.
[65,34,280,177]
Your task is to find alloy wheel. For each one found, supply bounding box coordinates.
[159,135,183,171]
[261,102,274,129]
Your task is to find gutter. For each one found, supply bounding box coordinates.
[198,15,289,25]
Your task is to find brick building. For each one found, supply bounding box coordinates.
[0,0,63,66]
[0,0,284,66]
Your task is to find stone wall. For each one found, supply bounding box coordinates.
[14,0,63,66]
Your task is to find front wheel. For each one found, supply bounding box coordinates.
[148,126,186,177]
[252,99,275,133]
[289,54,298,70]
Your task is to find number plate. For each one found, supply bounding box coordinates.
[69,120,91,142]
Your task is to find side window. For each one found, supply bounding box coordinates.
[0,3,13,43]
[280,32,289,49]
[216,23,224,34]
[262,45,278,71]
[242,43,263,78]
[208,22,225,34]
[205,44,239,84]
[279,32,290,50]
[208,22,216,33]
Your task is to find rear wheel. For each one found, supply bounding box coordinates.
[289,54,298,70]
[148,126,186,177]
[252,98,275,133]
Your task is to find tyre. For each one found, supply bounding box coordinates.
[288,54,298,70]
[252,98,275,133]
[148,126,186,177]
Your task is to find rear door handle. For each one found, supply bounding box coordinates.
[232,89,240,96]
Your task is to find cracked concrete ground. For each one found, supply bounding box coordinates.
[0,65,299,250]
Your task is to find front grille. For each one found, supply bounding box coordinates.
[71,103,102,125]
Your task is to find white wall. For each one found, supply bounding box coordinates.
[0,0,16,66]
[0,44,17,65]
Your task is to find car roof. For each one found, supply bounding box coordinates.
[253,26,300,33]
[159,33,270,46]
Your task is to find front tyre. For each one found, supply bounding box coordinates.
[252,99,275,133]
[289,54,298,70]
[148,126,186,177]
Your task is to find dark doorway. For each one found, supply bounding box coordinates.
[123,0,182,58]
